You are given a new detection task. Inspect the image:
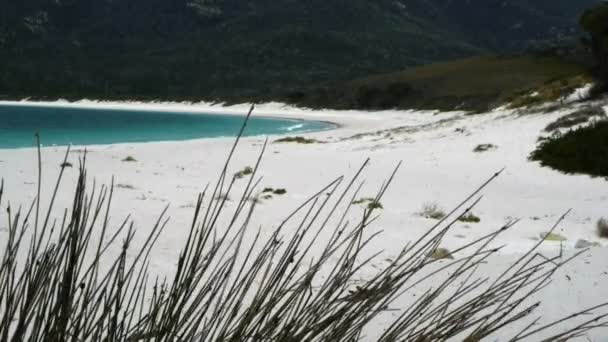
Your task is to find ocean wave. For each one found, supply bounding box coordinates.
[284,123,304,131]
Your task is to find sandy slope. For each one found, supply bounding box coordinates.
[0,100,607,340]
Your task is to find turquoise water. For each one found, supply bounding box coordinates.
[0,104,333,149]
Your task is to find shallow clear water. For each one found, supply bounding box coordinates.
[0,104,333,149]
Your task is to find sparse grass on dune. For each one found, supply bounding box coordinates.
[1,107,608,341]
[543,106,606,132]
[289,55,591,112]
[274,136,321,144]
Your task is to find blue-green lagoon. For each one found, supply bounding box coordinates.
[0,104,333,149]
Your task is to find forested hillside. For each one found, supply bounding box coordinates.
[0,0,599,101]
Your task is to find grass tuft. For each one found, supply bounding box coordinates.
[458,212,481,223]
[507,74,591,109]
[429,248,454,260]
[473,144,497,153]
[272,188,287,195]
[540,232,568,242]
[122,155,137,162]
[274,136,321,144]
[234,166,254,179]
[419,202,446,220]
[115,183,136,190]
[352,197,383,210]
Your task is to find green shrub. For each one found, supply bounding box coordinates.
[540,232,567,242]
[274,136,320,144]
[235,166,254,179]
[473,144,497,153]
[419,202,446,220]
[115,183,136,190]
[352,197,383,210]
[530,121,608,177]
[458,212,481,223]
[429,248,454,260]
[122,155,137,162]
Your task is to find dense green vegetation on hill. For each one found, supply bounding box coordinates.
[0,0,599,103]
[283,55,591,112]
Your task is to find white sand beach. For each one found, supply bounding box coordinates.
[1,99,607,340]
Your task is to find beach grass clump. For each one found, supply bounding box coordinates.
[458,212,481,223]
[274,136,320,144]
[352,197,383,210]
[544,106,606,132]
[115,183,136,190]
[234,166,254,179]
[261,187,287,195]
[1,107,607,341]
[507,74,591,109]
[597,218,608,238]
[60,161,73,168]
[473,143,497,153]
[540,232,568,242]
[122,155,137,162]
[272,188,287,195]
[419,202,446,220]
[429,248,454,260]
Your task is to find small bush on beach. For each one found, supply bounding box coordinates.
[540,232,568,242]
[234,166,254,179]
[353,197,383,210]
[458,212,481,223]
[473,143,497,153]
[60,161,73,168]
[274,136,320,144]
[429,248,454,260]
[598,218,608,238]
[419,202,446,220]
[530,121,608,177]
[273,188,287,195]
[261,187,287,195]
[122,155,137,162]
[115,183,136,190]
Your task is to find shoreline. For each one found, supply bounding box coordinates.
[0,99,448,152]
[0,99,350,128]
[0,99,352,151]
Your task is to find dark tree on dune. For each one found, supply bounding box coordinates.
[581,3,608,79]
